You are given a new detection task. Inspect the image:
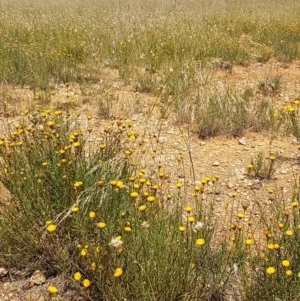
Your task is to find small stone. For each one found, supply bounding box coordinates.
[0,267,8,277]
[238,137,247,145]
[158,136,167,143]
[212,161,220,166]
[227,180,235,189]
[29,270,46,286]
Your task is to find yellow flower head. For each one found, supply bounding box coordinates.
[47,286,58,295]
[286,270,293,276]
[286,230,294,236]
[179,226,186,232]
[114,267,123,278]
[138,205,147,212]
[89,211,96,219]
[147,196,155,202]
[71,206,79,213]
[176,182,183,188]
[116,181,123,188]
[74,272,82,281]
[184,206,192,213]
[73,181,83,190]
[237,212,245,219]
[130,191,139,199]
[282,260,291,268]
[80,248,88,256]
[46,224,57,233]
[82,279,91,288]
[196,238,205,246]
[124,226,132,232]
[266,267,276,275]
[188,216,195,223]
[245,239,252,245]
[97,222,107,229]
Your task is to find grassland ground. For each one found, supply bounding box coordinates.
[1,60,300,300]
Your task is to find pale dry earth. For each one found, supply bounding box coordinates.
[1,61,300,300]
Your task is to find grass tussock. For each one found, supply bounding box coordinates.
[0,104,299,300]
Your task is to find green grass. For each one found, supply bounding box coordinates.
[1,0,300,136]
[2,1,300,300]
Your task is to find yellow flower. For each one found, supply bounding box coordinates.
[267,243,274,250]
[73,141,80,148]
[47,286,58,294]
[97,222,106,229]
[286,270,293,276]
[82,279,91,288]
[278,222,284,229]
[116,181,123,188]
[266,267,276,275]
[139,177,146,184]
[184,206,192,213]
[245,239,252,245]
[196,238,205,246]
[124,226,132,232]
[91,262,96,271]
[114,267,123,278]
[74,272,82,281]
[89,211,96,219]
[282,260,290,268]
[73,181,83,190]
[237,212,245,219]
[71,206,79,213]
[176,182,183,188]
[269,155,276,161]
[47,121,55,127]
[80,249,88,256]
[247,164,253,170]
[147,196,155,202]
[188,216,195,223]
[194,185,201,192]
[286,230,294,236]
[179,226,186,232]
[46,224,57,233]
[158,172,165,178]
[130,191,139,199]
[138,205,147,212]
